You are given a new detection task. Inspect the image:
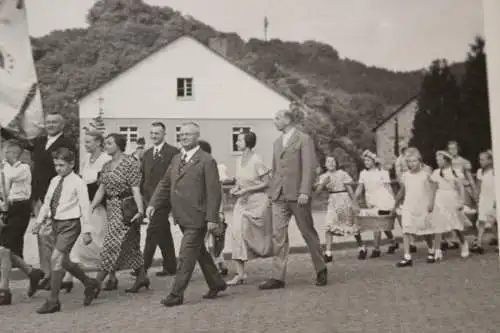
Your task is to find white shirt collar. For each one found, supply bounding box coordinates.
[45,132,63,149]
[153,142,165,153]
[282,127,295,145]
[181,145,200,162]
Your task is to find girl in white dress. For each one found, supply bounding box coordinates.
[354,150,399,259]
[394,148,436,267]
[62,131,112,289]
[429,150,472,261]
[471,150,497,254]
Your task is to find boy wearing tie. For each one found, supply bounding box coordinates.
[32,148,99,314]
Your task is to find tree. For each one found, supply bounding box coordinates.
[457,36,490,168]
[410,59,462,166]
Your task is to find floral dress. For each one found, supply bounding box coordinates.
[318,170,358,235]
[98,155,144,272]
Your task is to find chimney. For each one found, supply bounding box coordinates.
[208,37,228,57]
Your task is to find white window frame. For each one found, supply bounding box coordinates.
[176,77,194,100]
[118,126,139,150]
[231,126,253,154]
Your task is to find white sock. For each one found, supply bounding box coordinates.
[404,253,412,260]
[325,250,332,256]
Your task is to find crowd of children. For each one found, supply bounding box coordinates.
[315,141,498,267]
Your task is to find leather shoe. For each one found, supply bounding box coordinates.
[258,279,285,290]
[315,268,328,286]
[202,282,227,299]
[161,294,183,307]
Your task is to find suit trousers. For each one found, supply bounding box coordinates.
[271,198,325,281]
[170,226,225,297]
[143,207,177,272]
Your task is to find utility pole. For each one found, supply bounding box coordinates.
[264,16,269,41]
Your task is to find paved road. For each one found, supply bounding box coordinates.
[3,245,499,333]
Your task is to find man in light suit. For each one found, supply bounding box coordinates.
[259,108,327,290]
[147,122,227,307]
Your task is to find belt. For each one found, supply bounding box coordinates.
[9,198,30,203]
[329,190,347,194]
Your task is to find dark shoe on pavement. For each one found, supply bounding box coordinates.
[161,293,183,307]
[0,289,12,306]
[358,248,367,260]
[323,253,333,263]
[410,245,417,253]
[396,258,413,268]
[27,269,45,297]
[315,269,328,286]
[83,278,100,306]
[426,253,436,264]
[36,299,61,314]
[103,278,118,291]
[156,270,176,277]
[370,249,381,258]
[203,282,227,299]
[387,242,399,254]
[470,244,485,254]
[489,238,498,246]
[258,279,285,290]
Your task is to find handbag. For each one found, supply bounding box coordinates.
[121,194,138,226]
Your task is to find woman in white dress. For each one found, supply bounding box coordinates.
[227,131,273,285]
[62,131,112,290]
[394,148,436,267]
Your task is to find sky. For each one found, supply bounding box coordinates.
[24,0,485,71]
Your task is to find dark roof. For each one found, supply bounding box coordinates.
[372,95,419,132]
[78,33,292,103]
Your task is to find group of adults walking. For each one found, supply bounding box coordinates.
[0,105,329,311]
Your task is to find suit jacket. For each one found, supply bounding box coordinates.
[149,148,221,229]
[29,134,75,202]
[268,129,317,201]
[141,143,179,205]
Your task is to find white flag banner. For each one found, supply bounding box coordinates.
[0,0,43,139]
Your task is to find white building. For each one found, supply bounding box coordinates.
[78,34,291,177]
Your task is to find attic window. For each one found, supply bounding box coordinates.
[177,77,193,99]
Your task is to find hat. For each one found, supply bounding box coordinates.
[361,150,380,164]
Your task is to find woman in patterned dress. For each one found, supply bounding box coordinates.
[88,133,148,298]
[314,156,358,263]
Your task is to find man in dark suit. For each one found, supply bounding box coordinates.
[147,122,227,307]
[141,122,178,277]
[28,112,74,289]
[259,108,327,290]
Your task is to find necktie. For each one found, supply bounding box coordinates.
[179,153,187,171]
[50,176,65,218]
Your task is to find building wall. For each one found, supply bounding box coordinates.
[375,99,418,169]
[80,117,278,178]
[78,36,290,120]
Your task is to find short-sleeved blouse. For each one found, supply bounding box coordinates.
[430,168,460,191]
[81,152,111,184]
[235,153,270,188]
[99,155,141,197]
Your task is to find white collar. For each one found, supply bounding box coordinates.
[47,132,63,141]
[181,145,200,162]
[153,142,165,152]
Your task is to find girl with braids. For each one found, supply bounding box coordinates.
[429,150,472,261]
